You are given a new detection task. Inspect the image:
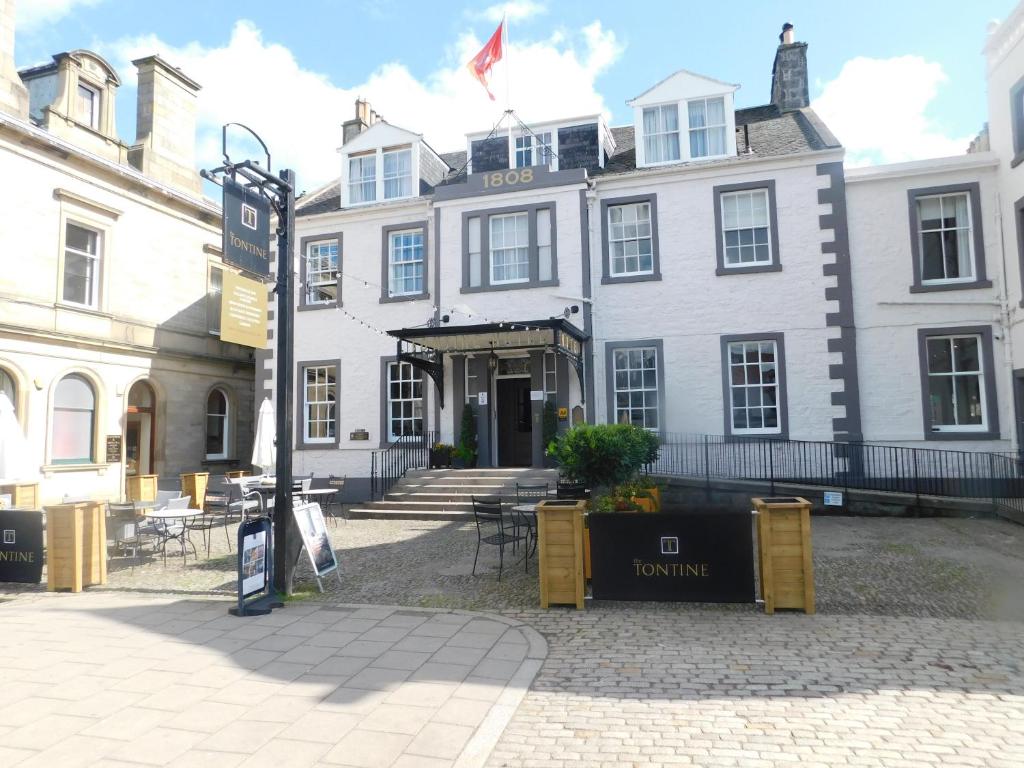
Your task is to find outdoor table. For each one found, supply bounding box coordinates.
[144,508,197,564]
[511,503,539,560]
[298,488,336,504]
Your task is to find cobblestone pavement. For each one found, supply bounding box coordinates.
[3,514,1023,766]
[0,593,545,768]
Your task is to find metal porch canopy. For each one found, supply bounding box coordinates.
[387,318,590,408]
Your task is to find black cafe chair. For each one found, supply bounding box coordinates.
[471,496,525,581]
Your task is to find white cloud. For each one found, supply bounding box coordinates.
[16,0,101,30]
[812,55,973,166]
[478,1,548,24]
[101,18,623,192]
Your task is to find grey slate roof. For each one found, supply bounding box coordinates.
[296,104,839,217]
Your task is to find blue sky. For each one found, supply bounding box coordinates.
[14,0,1018,191]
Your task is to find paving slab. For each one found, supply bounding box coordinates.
[0,593,544,768]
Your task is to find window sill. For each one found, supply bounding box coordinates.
[909,280,993,293]
[295,441,339,451]
[56,302,113,319]
[924,428,999,441]
[460,279,559,294]
[201,457,238,467]
[723,432,788,443]
[600,272,662,285]
[298,302,340,312]
[380,292,429,304]
[42,462,109,477]
[716,263,782,276]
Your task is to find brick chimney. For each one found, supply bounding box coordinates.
[342,98,379,144]
[770,23,809,112]
[0,0,29,119]
[128,55,201,194]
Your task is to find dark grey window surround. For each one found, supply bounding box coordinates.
[379,356,426,448]
[460,201,558,293]
[380,221,429,303]
[600,194,661,284]
[604,339,666,438]
[298,232,342,311]
[1015,195,1024,308]
[295,359,341,450]
[916,325,1000,441]
[719,332,789,440]
[713,180,782,276]
[906,183,991,293]
[1011,75,1024,169]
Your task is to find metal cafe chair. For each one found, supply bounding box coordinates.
[307,475,346,527]
[107,501,160,573]
[471,495,525,581]
[201,480,262,557]
[514,483,549,558]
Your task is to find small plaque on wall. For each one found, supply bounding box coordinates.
[105,435,122,463]
[557,407,568,420]
[350,429,369,441]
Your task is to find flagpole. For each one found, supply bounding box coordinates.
[504,15,512,160]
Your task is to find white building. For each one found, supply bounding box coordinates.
[0,0,254,505]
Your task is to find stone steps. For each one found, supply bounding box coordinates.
[350,467,559,520]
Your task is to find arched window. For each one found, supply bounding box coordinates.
[0,368,15,406]
[206,388,229,460]
[53,374,95,464]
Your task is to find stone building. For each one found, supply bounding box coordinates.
[0,0,253,504]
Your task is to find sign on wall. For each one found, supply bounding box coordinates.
[222,177,271,277]
[588,512,755,603]
[105,435,122,464]
[220,270,268,348]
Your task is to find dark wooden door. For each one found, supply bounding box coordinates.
[497,378,532,466]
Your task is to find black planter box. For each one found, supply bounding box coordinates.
[588,511,754,603]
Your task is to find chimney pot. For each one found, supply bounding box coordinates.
[781,23,794,45]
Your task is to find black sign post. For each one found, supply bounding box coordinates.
[203,123,296,603]
[0,510,44,584]
[588,512,755,603]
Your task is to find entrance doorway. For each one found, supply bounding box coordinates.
[496,377,532,466]
[125,380,155,476]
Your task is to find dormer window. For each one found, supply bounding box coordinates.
[642,105,680,164]
[383,148,412,199]
[688,97,726,158]
[348,153,376,203]
[77,83,99,129]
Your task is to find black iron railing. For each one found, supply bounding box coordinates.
[369,430,437,501]
[647,433,1024,515]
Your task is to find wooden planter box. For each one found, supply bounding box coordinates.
[0,482,39,509]
[44,501,107,592]
[753,496,815,614]
[225,470,250,479]
[125,474,158,503]
[536,499,586,609]
[180,472,210,511]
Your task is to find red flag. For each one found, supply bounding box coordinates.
[466,21,503,101]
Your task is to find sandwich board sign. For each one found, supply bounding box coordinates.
[292,502,340,592]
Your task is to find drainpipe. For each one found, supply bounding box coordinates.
[995,191,1017,452]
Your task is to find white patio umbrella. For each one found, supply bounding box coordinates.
[251,398,276,475]
[0,392,33,483]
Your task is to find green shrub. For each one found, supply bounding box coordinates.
[548,423,660,491]
[455,403,478,465]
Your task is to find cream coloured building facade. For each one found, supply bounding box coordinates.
[0,2,253,505]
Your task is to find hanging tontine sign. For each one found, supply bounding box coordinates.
[223,176,271,278]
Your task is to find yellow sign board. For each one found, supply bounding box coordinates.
[220,270,268,348]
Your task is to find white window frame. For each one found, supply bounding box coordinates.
[612,347,659,431]
[61,221,101,309]
[916,192,975,286]
[687,96,728,159]
[607,202,654,277]
[387,361,423,442]
[642,103,681,165]
[514,132,555,170]
[205,388,229,460]
[348,154,377,204]
[925,334,987,433]
[305,240,339,304]
[51,374,96,465]
[721,189,773,268]
[383,147,413,200]
[727,340,782,436]
[489,212,530,285]
[303,365,337,443]
[77,82,99,129]
[388,229,424,297]
[543,351,557,402]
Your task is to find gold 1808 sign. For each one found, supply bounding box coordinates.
[481,168,534,189]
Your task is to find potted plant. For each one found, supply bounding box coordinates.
[453,403,478,469]
[429,442,454,468]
